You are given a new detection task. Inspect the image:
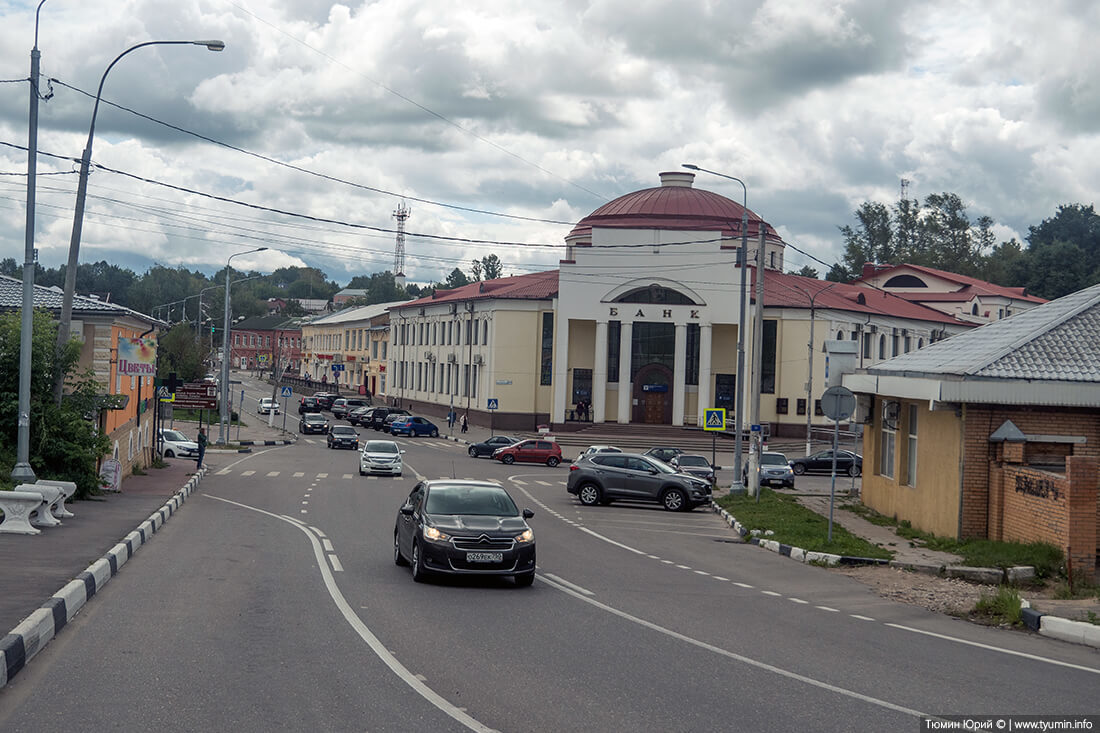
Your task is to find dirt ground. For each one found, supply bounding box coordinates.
[833,565,1100,623]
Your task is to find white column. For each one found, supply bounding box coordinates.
[672,323,686,426]
[617,321,632,424]
[593,320,608,423]
[697,324,712,427]
[552,315,570,423]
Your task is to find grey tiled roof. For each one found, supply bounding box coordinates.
[0,274,142,317]
[865,283,1100,382]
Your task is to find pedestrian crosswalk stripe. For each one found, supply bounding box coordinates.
[216,469,230,475]
[242,470,255,476]
[317,473,328,478]
[267,471,279,477]
[294,472,304,477]
[342,474,353,479]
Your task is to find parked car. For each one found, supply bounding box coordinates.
[788,449,862,477]
[314,392,339,410]
[257,398,280,415]
[581,445,622,457]
[670,454,716,483]
[360,439,404,476]
[389,416,440,437]
[347,405,373,426]
[643,446,685,464]
[333,397,370,420]
[743,451,795,488]
[382,410,412,431]
[468,435,519,457]
[493,439,562,467]
[299,413,329,434]
[158,428,199,459]
[299,396,321,414]
[393,480,536,586]
[327,424,360,450]
[567,452,712,511]
[368,407,409,431]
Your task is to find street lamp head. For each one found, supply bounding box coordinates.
[682,163,700,171]
[197,40,226,52]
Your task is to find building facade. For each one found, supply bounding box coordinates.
[300,300,406,396]
[230,315,303,375]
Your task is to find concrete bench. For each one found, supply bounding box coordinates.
[15,483,64,528]
[0,490,46,535]
[34,479,77,518]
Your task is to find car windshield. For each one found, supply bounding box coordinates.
[332,426,356,435]
[305,415,325,422]
[425,485,519,516]
[762,454,789,466]
[678,456,709,467]
[364,441,399,454]
[162,430,185,441]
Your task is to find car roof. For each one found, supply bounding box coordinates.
[424,479,507,491]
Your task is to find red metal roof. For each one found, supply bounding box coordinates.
[393,270,559,310]
[854,264,1046,303]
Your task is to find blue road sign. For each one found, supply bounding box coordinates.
[487,398,499,410]
[703,408,726,431]
[751,424,762,432]
[280,386,292,397]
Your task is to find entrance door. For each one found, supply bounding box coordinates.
[632,364,673,424]
[644,395,666,423]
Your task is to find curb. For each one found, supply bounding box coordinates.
[0,467,209,690]
[1019,598,1100,648]
[237,439,296,446]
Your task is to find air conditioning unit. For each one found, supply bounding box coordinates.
[446,353,457,363]
[425,352,436,362]
[868,324,878,333]
[449,303,458,314]
[418,307,426,316]
[473,354,484,365]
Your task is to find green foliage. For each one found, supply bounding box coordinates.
[972,586,1023,626]
[789,265,819,279]
[156,323,207,383]
[445,268,470,289]
[470,254,504,282]
[342,271,408,304]
[0,311,111,498]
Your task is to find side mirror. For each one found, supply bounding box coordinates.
[400,449,406,454]
[648,469,658,475]
[400,505,414,516]
[522,508,534,519]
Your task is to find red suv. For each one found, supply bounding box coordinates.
[493,439,562,467]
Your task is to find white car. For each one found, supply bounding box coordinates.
[159,428,199,459]
[359,439,404,476]
[581,445,622,457]
[258,398,280,415]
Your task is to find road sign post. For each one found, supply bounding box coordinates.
[703,409,725,471]
[820,385,856,542]
[487,398,498,437]
[280,385,292,432]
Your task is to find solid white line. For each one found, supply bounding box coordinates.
[536,574,929,719]
[541,573,595,596]
[204,494,497,732]
[328,554,344,572]
[883,623,1100,675]
[322,539,334,552]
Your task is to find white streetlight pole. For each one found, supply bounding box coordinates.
[682,164,750,490]
[218,247,266,444]
[53,38,225,403]
[786,280,840,457]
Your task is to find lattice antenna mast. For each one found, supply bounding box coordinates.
[393,202,410,289]
[900,178,910,200]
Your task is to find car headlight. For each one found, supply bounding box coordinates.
[515,529,534,543]
[423,526,450,542]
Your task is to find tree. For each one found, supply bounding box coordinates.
[480,254,503,280]
[789,265,819,279]
[445,268,470,289]
[0,258,18,277]
[0,310,110,497]
[156,323,207,383]
[838,201,893,280]
[1020,204,1100,298]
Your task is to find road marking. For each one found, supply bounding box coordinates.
[512,479,527,485]
[294,472,305,477]
[317,473,328,478]
[216,469,231,475]
[302,501,309,505]
[309,527,325,538]
[541,573,594,596]
[761,590,782,597]
[535,481,552,486]
[343,474,353,479]
[647,555,660,560]
[537,574,930,719]
[675,564,691,570]
[884,623,1100,676]
[204,494,496,732]
[713,576,729,581]
[300,510,307,514]
[789,598,809,604]
[661,560,674,565]
[733,582,754,588]
[694,570,710,576]
[267,471,279,477]
[241,470,255,476]
[322,539,334,552]
[850,615,875,621]
[816,606,840,613]
[328,554,343,572]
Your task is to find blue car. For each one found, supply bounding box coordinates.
[389,416,440,437]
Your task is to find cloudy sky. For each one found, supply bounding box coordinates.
[1,0,1098,288]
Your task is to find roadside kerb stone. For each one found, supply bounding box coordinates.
[1006,566,1036,584]
[889,560,945,576]
[945,566,1005,584]
[0,466,208,691]
[710,503,881,567]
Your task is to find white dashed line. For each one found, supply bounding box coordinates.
[694,570,710,576]
[535,481,552,486]
[850,614,875,621]
[216,469,231,475]
[761,590,782,597]
[328,554,343,572]
[343,473,353,479]
[662,560,675,565]
[733,582,754,589]
[676,564,691,570]
[300,510,308,514]
[512,480,527,485]
[647,555,660,559]
[302,501,309,505]
[817,606,840,613]
[322,539,334,552]
[789,598,809,604]
[713,576,729,581]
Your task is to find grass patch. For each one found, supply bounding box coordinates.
[716,489,892,560]
[971,586,1023,626]
[1050,579,1100,600]
[843,503,1063,577]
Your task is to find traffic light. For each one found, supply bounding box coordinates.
[210,323,215,334]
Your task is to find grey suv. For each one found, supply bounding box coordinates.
[566,453,713,511]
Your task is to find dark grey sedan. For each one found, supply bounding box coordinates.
[468,435,519,457]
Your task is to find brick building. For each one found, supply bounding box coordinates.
[845,283,1100,575]
[229,315,304,375]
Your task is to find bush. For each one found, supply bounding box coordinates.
[972,586,1023,626]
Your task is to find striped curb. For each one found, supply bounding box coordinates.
[0,467,208,689]
[237,439,296,446]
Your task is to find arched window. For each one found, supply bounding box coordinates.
[883,274,928,288]
[836,330,844,340]
[614,285,698,305]
[971,303,979,315]
[918,338,924,349]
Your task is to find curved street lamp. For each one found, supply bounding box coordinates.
[53,38,226,403]
[682,163,751,492]
[219,247,267,444]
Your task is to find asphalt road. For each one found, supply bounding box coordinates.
[2,392,1097,732]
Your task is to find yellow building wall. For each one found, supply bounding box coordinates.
[566,320,595,407]
[490,309,544,414]
[861,398,963,538]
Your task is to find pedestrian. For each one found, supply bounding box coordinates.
[461,413,469,433]
[447,408,456,429]
[196,427,207,469]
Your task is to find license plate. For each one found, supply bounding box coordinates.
[466,552,503,563]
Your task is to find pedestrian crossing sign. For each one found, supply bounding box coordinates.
[157,386,175,403]
[703,408,725,431]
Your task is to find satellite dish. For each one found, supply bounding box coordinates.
[882,400,900,430]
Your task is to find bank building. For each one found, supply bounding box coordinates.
[386,172,1038,435]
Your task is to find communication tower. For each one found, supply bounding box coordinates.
[393,202,410,289]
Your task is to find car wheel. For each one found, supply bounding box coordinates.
[430,429,439,438]
[661,488,687,512]
[163,449,175,458]
[468,446,478,457]
[359,468,365,476]
[411,541,428,582]
[393,532,407,566]
[502,454,515,465]
[546,456,560,467]
[792,464,806,475]
[514,572,535,588]
[577,482,601,506]
[849,464,861,477]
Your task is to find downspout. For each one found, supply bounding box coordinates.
[137,325,154,467]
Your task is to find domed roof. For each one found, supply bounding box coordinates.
[568,172,779,241]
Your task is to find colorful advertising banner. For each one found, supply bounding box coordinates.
[117,336,157,376]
